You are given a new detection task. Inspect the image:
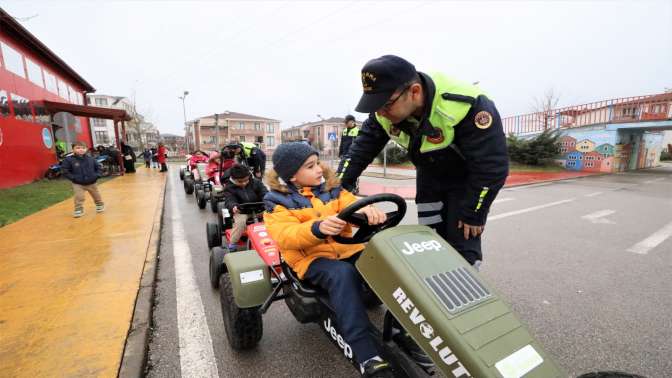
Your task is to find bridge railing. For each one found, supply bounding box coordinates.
[502,93,672,135]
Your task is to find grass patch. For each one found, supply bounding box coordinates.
[510,162,564,173]
[0,177,113,227]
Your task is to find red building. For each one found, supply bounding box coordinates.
[0,8,98,188]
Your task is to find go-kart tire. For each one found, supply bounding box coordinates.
[217,202,227,231]
[219,273,263,350]
[179,169,185,181]
[577,372,646,378]
[197,190,207,209]
[209,246,226,289]
[207,222,222,250]
[184,179,194,195]
[210,198,219,213]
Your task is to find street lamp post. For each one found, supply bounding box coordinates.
[179,90,189,152]
[214,113,219,150]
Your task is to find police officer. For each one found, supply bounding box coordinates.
[225,141,267,178]
[340,55,509,268]
[339,114,360,158]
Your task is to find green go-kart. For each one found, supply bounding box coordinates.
[213,193,640,378]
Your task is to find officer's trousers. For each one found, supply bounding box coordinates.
[305,255,378,364]
[415,168,484,265]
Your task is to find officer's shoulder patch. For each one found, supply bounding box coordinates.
[474,111,493,129]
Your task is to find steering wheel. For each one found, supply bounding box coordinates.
[332,193,407,244]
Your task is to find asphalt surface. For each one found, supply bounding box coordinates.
[147,164,671,378]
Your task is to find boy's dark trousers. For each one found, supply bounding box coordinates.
[304,255,378,364]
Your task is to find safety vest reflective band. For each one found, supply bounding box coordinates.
[241,142,256,157]
[342,127,360,137]
[375,72,485,154]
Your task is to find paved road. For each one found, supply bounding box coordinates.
[147,164,671,378]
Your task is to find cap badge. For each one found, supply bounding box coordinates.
[426,127,444,144]
[361,72,377,92]
[389,126,401,137]
[475,111,493,129]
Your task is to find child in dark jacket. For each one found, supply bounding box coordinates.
[263,143,392,377]
[223,164,268,251]
[61,140,104,218]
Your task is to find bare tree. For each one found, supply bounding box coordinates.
[531,88,561,130]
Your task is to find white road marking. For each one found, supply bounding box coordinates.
[643,177,666,184]
[489,199,575,221]
[504,182,554,191]
[581,209,616,224]
[585,191,603,197]
[627,221,672,255]
[493,197,515,204]
[170,174,219,377]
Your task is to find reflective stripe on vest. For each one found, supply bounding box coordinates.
[342,127,359,137]
[375,72,485,153]
[241,142,256,157]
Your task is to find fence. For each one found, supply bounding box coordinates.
[502,93,672,135]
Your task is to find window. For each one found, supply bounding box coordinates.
[93,118,107,127]
[256,136,263,144]
[0,90,9,117]
[266,135,275,147]
[254,122,261,130]
[57,79,68,99]
[44,70,58,94]
[266,123,274,133]
[25,58,44,87]
[1,42,25,78]
[10,93,32,122]
[32,101,50,125]
[75,92,83,105]
[94,131,110,144]
[95,98,108,106]
[238,136,245,142]
[237,122,245,129]
[67,86,75,103]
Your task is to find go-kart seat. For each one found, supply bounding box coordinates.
[281,262,327,298]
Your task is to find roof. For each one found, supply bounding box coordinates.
[284,117,348,131]
[39,100,130,121]
[200,111,279,122]
[0,7,95,92]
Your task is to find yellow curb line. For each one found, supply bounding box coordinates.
[118,175,167,377]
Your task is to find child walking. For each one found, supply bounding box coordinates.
[61,141,105,218]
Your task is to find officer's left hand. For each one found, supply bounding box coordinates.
[255,171,262,178]
[355,205,387,225]
[458,221,484,240]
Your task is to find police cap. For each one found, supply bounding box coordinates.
[355,55,417,113]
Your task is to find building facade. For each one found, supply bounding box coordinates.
[0,7,95,188]
[161,133,185,157]
[186,111,281,156]
[281,117,355,158]
[87,94,159,151]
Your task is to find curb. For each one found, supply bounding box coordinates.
[118,177,167,378]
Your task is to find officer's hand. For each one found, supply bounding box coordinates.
[255,171,262,178]
[355,205,387,225]
[458,221,484,240]
[319,216,347,236]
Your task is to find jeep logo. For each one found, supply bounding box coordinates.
[400,240,442,256]
[323,317,353,359]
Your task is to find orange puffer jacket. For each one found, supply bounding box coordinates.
[263,165,363,279]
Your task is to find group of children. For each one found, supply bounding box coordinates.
[65,138,413,377]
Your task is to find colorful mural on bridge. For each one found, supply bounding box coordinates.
[557,129,665,172]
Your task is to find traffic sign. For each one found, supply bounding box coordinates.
[328,132,337,141]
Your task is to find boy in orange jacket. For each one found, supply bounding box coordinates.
[264,142,392,378]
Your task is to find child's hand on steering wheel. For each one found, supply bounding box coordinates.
[355,205,387,225]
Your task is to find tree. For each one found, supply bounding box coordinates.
[532,88,561,131]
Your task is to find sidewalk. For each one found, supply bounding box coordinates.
[358,170,601,199]
[0,168,166,377]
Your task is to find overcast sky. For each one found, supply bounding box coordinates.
[4,1,671,135]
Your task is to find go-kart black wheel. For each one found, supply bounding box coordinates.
[577,372,646,378]
[219,273,263,350]
[184,178,194,194]
[209,246,227,289]
[196,190,207,209]
[333,193,407,244]
[217,202,227,232]
[210,197,219,213]
[206,222,222,250]
[179,168,185,181]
